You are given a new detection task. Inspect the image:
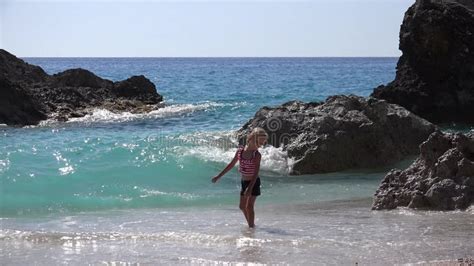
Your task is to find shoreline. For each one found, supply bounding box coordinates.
[1,199,472,265]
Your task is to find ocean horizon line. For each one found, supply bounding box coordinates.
[21,56,399,59]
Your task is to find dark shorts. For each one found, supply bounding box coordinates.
[240,177,261,196]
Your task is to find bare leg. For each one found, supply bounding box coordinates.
[245,196,257,228]
[239,195,250,225]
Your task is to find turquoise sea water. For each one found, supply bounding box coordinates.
[0,58,398,216]
[1,58,473,264]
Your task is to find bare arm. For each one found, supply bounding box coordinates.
[211,149,239,183]
[244,153,261,195]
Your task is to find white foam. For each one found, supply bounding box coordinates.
[139,188,199,200]
[68,109,136,123]
[178,142,294,175]
[259,145,295,175]
[175,130,238,146]
[0,229,234,246]
[467,205,474,214]
[36,101,246,125]
[68,102,221,123]
[179,146,237,164]
[236,236,272,247]
[178,257,266,266]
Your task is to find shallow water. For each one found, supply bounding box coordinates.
[1,200,473,265]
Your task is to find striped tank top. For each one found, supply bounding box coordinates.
[237,145,259,176]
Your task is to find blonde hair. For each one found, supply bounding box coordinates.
[247,127,268,143]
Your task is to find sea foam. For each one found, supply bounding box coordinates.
[35,101,245,126]
[178,143,294,176]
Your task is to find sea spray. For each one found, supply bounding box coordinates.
[174,130,294,175]
[36,101,246,126]
[177,145,293,175]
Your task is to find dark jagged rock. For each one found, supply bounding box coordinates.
[50,68,113,89]
[0,49,48,84]
[372,131,474,210]
[237,95,436,174]
[371,0,474,124]
[0,76,47,125]
[0,49,163,126]
[113,75,163,103]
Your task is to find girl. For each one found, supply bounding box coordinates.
[211,127,268,228]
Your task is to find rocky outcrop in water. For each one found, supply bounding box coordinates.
[371,0,474,124]
[0,76,47,125]
[238,95,436,174]
[372,131,474,210]
[0,49,163,126]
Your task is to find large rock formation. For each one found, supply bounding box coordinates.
[371,0,474,124]
[237,95,436,174]
[0,49,163,126]
[372,131,474,210]
[0,76,47,125]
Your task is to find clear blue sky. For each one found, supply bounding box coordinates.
[0,0,415,57]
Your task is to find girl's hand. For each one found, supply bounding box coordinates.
[211,175,220,183]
